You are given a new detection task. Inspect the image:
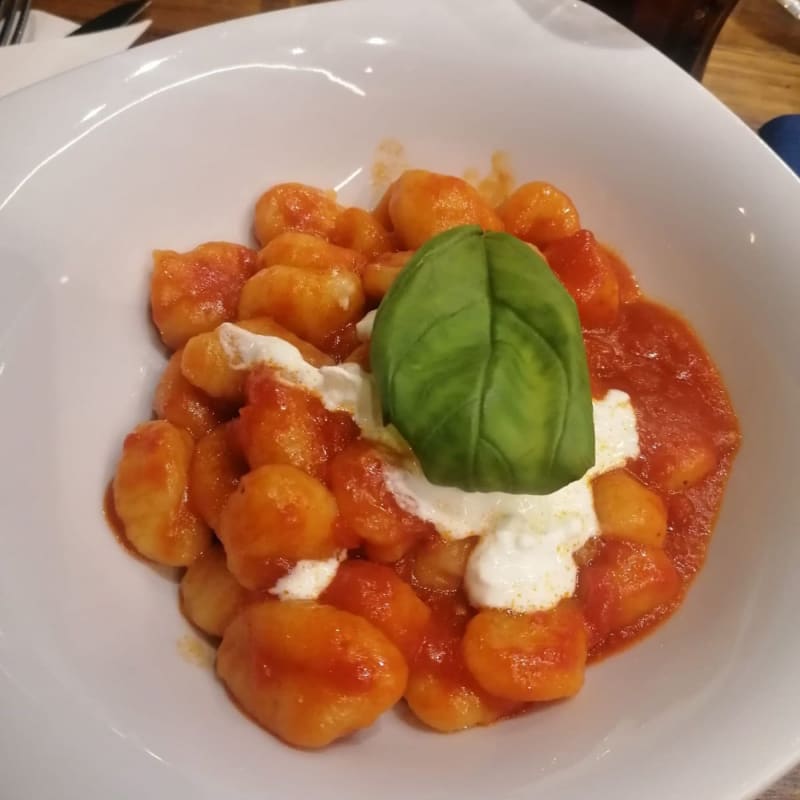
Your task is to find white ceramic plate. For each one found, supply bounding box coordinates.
[1,1,799,798]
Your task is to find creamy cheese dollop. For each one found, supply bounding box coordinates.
[268,552,344,601]
[219,322,639,613]
[355,309,377,341]
[218,322,401,448]
[384,392,638,612]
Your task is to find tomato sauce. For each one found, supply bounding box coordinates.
[391,246,740,665]
[583,264,740,656]
[105,171,742,743]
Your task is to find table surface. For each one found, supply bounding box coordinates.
[34,0,800,796]
[36,0,800,129]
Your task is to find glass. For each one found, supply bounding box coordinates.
[585,0,740,77]
[775,0,800,19]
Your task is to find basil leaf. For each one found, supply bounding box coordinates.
[371,225,595,495]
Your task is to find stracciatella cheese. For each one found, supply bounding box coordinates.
[269,552,345,601]
[355,309,377,341]
[218,322,402,449]
[383,391,638,611]
[219,322,639,612]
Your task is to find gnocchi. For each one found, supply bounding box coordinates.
[544,229,620,329]
[180,316,333,404]
[150,242,257,350]
[217,601,407,748]
[330,207,395,260]
[180,545,250,637]
[253,183,340,246]
[238,368,358,479]
[153,350,229,439]
[497,181,580,247]
[217,464,341,590]
[652,429,718,492]
[257,231,367,275]
[405,618,520,732]
[592,469,667,548]
[578,541,681,647]
[362,250,413,301]
[188,421,247,530]
[107,163,738,750]
[112,420,210,566]
[388,169,503,249]
[238,264,365,352]
[411,536,477,592]
[462,602,587,702]
[329,441,435,563]
[321,560,431,661]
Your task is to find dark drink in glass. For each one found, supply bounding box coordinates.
[585,0,739,77]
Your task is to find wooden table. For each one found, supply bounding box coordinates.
[705,0,800,128]
[35,0,800,796]
[36,0,800,129]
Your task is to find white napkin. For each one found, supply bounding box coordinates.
[0,10,150,98]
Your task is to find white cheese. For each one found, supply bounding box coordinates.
[382,390,639,540]
[218,324,640,614]
[268,553,344,601]
[218,323,320,383]
[464,481,596,613]
[218,322,401,448]
[385,390,639,612]
[355,309,377,341]
[589,389,641,478]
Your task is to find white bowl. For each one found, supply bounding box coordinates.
[1,1,799,798]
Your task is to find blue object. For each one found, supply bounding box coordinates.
[759,115,800,177]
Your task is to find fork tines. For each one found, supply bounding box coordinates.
[0,0,32,46]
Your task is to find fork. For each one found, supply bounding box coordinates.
[0,0,31,46]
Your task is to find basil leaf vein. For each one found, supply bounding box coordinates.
[371,225,595,494]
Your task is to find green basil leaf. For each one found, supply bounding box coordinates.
[370,224,595,495]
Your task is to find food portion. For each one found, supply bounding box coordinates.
[217,601,408,749]
[108,167,740,749]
